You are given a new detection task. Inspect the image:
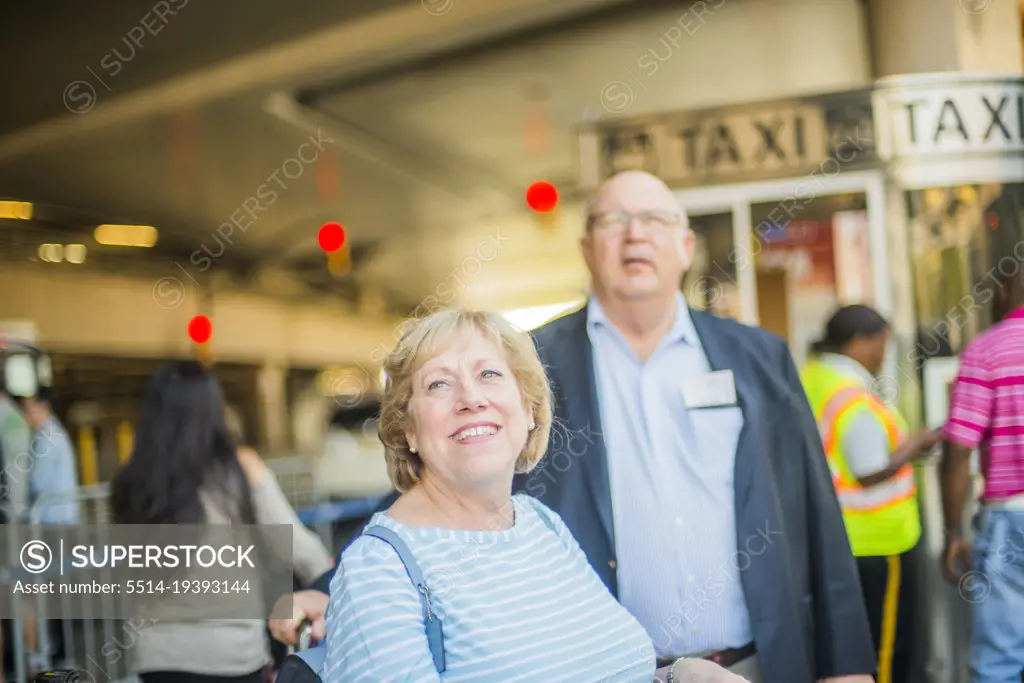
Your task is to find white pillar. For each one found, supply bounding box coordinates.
[867,0,1022,77]
[257,361,289,455]
[291,377,329,455]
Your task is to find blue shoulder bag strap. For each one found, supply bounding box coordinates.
[362,525,446,673]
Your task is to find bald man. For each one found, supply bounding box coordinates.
[512,171,876,683]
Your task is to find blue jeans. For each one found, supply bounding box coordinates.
[969,508,1024,683]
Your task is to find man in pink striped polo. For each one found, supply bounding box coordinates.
[939,268,1024,683]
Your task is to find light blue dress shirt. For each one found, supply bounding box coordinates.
[29,416,80,524]
[587,292,753,658]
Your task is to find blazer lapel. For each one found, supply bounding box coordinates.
[559,309,615,548]
[689,310,761,517]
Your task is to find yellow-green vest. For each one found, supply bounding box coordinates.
[800,358,921,557]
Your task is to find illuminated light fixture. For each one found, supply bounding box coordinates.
[188,315,213,344]
[0,201,33,220]
[502,301,582,332]
[65,244,87,264]
[37,243,87,264]
[195,341,215,366]
[536,209,560,231]
[94,224,158,248]
[526,181,558,213]
[319,222,346,252]
[327,244,352,278]
[955,185,978,206]
[986,211,1000,230]
[38,244,64,263]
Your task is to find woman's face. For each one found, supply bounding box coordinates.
[405,326,532,493]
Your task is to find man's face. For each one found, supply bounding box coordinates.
[581,172,694,303]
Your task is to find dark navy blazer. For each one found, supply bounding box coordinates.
[511,306,876,683]
[314,306,875,682]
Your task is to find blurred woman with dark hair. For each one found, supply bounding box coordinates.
[111,361,332,683]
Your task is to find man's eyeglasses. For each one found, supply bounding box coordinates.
[588,210,683,234]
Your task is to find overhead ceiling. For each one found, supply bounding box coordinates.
[2,0,678,315]
[2,0,861,317]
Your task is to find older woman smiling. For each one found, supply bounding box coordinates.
[323,309,746,682]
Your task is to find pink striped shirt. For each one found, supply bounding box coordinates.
[942,305,1024,501]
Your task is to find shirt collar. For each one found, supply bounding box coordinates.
[587,291,699,347]
[818,352,874,388]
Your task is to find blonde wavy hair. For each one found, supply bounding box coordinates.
[378,309,553,492]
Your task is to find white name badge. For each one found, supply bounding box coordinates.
[682,370,738,409]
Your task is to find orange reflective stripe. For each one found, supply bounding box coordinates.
[816,383,917,513]
[838,468,916,514]
[821,388,877,488]
[817,385,866,487]
[817,385,864,430]
[835,464,915,494]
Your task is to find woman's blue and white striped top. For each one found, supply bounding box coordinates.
[323,493,655,682]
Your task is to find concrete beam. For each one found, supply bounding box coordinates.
[0,0,637,162]
[0,265,404,367]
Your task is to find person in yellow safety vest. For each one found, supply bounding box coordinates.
[800,305,940,683]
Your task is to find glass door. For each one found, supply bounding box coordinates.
[676,170,888,367]
[749,192,870,365]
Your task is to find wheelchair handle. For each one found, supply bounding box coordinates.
[296,619,314,651]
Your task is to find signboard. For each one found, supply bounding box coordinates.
[577,89,877,189]
[873,75,1024,159]
[757,219,836,288]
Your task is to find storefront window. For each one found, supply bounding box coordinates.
[750,193,869,365]
[906,183,1024,358]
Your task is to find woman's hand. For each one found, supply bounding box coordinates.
[669,658,750,681]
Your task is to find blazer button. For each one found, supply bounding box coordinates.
[608,560,616,569]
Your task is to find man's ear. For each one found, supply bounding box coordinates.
[676,228,696,270]
[580,233,595,269]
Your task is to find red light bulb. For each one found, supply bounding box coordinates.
[526,181,558,213]
[188,315,212,344]
[318,222,346,252]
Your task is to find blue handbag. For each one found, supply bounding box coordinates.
[277,524,445,682]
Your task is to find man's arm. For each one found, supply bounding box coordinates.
[939,440,973,583]
[841,410,940,488]
[938,349,991,582]
[776,340,876,679]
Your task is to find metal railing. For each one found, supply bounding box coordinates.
[0,470,352,683]
[264,456,335,550]
[1,486,136,683]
